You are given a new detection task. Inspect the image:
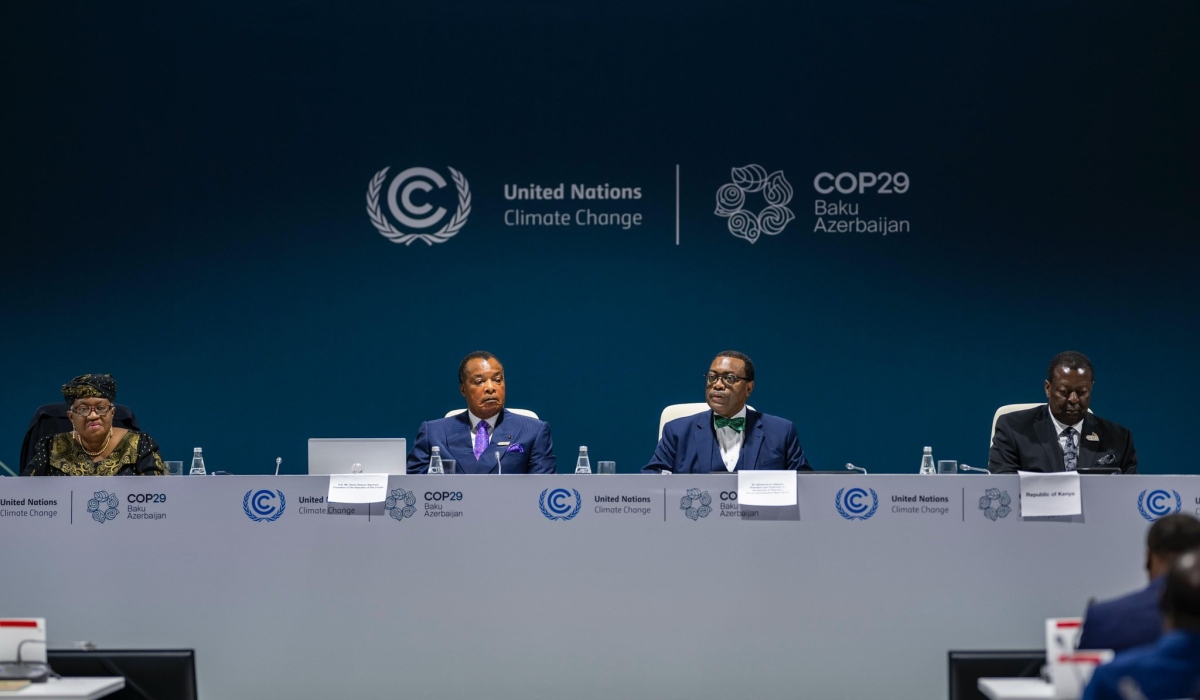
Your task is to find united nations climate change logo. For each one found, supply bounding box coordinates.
[979,488,1012,521]
[835,487,878,521]
[539,488,581,521]
[1138,489,1182,522]
[366,166,471,246]
[243,489,286,522]
[714,164,795,244]
[680,488,712,521]
[87,490,119,524]
[385,488,417,522]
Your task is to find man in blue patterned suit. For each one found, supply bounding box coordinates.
[642,351,811,473]
[408,351,556,474]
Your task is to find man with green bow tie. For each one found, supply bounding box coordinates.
[642,351,812,473]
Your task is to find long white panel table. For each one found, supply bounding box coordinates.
[0,678,124,699]
[2,474,1194,700]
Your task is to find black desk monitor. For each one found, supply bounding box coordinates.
[948,650,1044,700]
[1077,467,1121,475]
[47,649,196,700]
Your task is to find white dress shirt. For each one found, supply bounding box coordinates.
[714,406,748,472]
[467,411,498,450]
[1047,409,1083,455]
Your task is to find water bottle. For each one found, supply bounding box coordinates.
[919,446,935,475]
[428,446,444,474]
[575,446,592,474]
[189,447,207,475]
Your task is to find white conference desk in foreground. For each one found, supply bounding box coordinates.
[0,678,124,700]
[2,474,1195,700]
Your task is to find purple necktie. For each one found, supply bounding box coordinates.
[473,421,490,460]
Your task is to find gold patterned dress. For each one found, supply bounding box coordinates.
[24,431,167,476]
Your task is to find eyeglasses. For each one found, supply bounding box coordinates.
[68,404,115,417]
[704,372,749,386]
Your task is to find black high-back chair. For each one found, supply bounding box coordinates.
[19,402,139,474]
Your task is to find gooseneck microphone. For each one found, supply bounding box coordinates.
[495,450,502,475]
[845,463,868,474]
[275,457,283,476]
[959,463,989,473]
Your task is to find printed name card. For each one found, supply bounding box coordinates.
[327,473,389,504]
[737,470,797,506]
[1017,471,1082,517]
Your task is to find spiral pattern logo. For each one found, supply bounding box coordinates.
[835,487,878,521]
[979,488,1012,521]
[366,165,472,246]
[680,488,712,521]
[87,490,119,524]
[385,488,418,522]
[539,488,582,521]
[1137,489,1181,521]
[243,489,286,522]
[714,164,795,244]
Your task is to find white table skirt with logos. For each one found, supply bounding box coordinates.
[1,474,1193,700]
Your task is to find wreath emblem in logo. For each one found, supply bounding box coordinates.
[243,489,286,522]
[366,166,471,246]
[714,164,795,244]
[835,487,878,521]
[680,488,712,521]
[87,490,119,524]
[539,488,582,521]
[1137,489,1182,522]
[979,488,1012,521]
[385,488,418,522]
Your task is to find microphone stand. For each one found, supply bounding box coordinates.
[845,463,868,474]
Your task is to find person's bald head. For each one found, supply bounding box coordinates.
[1161,549,1200,632]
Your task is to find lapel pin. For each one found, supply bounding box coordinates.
[497,441,511,447]
[1086,432,1099,442]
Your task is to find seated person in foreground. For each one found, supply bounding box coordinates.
[1079,514,1200,652]
[23,374,166,476]
[1082,548,1200,700]
[407,351,556,474]
[989,351,1137,474]
[643,351,811,473]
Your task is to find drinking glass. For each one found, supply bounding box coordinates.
[165,461,183,476]
[442,460,457,475]
[937,460,958,475]
[597,461,616,475]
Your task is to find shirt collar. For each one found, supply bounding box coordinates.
[468,411,499,433]
[714,405,748,428]
[1047,406,1083,436]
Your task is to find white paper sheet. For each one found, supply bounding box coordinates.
[327,473,389,503]
[737,470,797,506]
[1018,471,1082,517]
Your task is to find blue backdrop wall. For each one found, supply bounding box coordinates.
[2,0,1197,474]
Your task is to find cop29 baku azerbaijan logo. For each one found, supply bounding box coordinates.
[979,488,1012,521]
[87,490,119,524]
[366,166,471,246]
[835,487,878,521]
[243,489,286,522]
[680,488,712,521]
[714,164,795,244]
[385,488,417,522]
[539,488,581,521]
[1138,489,1182,522]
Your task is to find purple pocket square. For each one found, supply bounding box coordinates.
[506,443,524,453]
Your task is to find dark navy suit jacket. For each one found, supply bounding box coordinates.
[641,409,811,473]
[1078,577,1164,653]
[1082,630,1200,700]
[407,409,556,474]
[988,405,1138,474]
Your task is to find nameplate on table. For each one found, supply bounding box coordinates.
[1017,471,1081,517]
[737,470,797,506]
[327,474,389,504]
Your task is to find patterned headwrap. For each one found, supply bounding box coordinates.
[61,374,117,403]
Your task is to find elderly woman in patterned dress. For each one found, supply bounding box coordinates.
[23,374,165,476]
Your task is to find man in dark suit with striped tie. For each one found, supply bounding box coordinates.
[988,351,1138,474]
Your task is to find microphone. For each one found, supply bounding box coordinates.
[274,457,282,476]
[845,463,868,474]
[0,459,16,477]
[495,450,502,475]
[959,463,989,473]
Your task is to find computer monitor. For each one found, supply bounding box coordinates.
[47,649,196,700]
[307,438,408,475]
[948,650,1044,700]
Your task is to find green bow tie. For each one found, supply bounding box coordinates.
[714,416,745,432]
